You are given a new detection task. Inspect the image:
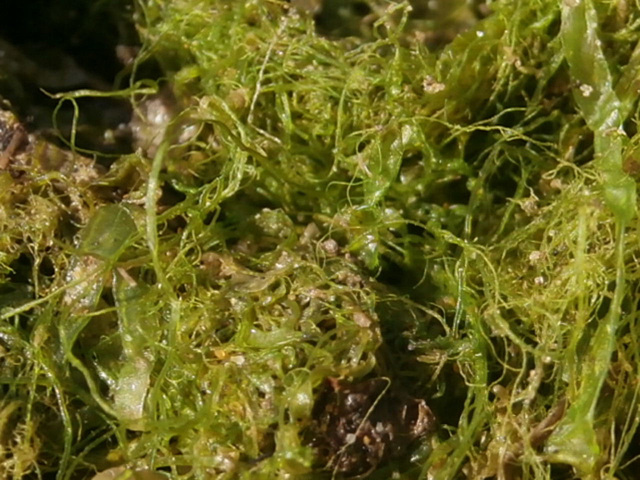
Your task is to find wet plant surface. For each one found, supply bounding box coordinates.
[3,0,640,479]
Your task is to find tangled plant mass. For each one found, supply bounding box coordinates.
[2,0,640,478]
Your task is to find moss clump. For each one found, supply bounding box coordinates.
[3,0,640,478]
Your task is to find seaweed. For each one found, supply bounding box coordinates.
[3,0,640,478]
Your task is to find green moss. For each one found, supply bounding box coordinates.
[3,0,640,478]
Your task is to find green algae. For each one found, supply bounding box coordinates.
[3,0,640,479]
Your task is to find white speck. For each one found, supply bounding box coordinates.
[322,239,339,256]
[230,355,245,366]
[550,179,564,190]
[178,124,198,143]
[529,251,545,264]
[422,75,446,94]
[476,30,485,38]
[345,433,357,444]
[534,276,546,286]
[580,84,593,97]
[353,311,372,328]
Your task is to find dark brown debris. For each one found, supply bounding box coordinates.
[307,377,436,477]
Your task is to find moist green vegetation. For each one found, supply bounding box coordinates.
[2,0,640,478]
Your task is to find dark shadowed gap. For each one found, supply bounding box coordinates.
[0,0,161,157]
